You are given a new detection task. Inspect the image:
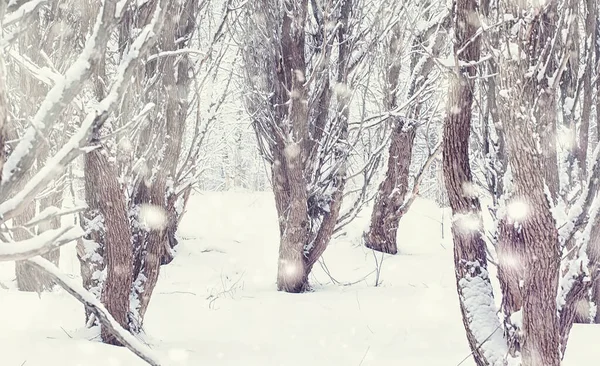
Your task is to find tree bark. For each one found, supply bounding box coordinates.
[88,147,134,345]
[83,38,133,344]
[364,15,448,254]
[244,0,355,292]
[494,5,563,365]
[364,123,415,254]
[443,1,507,365]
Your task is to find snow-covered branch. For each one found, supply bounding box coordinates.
[26,257,165,366]
[0,0,119,200]
[3,0,45,27]
[0,225,82,261]
[0,0,166,222]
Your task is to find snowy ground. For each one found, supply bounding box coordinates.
[0,191,598,365]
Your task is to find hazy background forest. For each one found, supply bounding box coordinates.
[0,0,599,365]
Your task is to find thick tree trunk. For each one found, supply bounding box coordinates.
[364,15,447,254]
[501,103,561,366]
[160,0,198,264]
[272,1,312,293]
[82,47,133,344]
[443,1,507,365]
[134,177,168,323]
[364,123,415,254]
[130,0,198,321]
[85,147,133,345]
[274,142,310,293]
[494,6,562,365]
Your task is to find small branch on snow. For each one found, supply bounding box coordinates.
[25,257,164,366]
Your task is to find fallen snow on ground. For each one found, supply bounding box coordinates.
[0,191,598,365]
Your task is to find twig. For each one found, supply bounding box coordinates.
[60,326,73,339]
[358,346,370,366]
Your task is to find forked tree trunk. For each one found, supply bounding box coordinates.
[364,15,447,254]
[244,0,354,292]
[127,0,197,324]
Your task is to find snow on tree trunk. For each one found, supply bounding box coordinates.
[87,146,134,345]
[494,2,573,364]
[81,50,133,345]
[442,0,508,365]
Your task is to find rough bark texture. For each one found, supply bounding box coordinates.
[85,52,134,345]
[88,147,134,345]
[364,122,415,254]
[244,0,354,292]
[364,16,447,254]
[160,0,199,264]
[494,4,564,365]
[443,2,506,365]
[501,108,561,366]
[127,0,198,326]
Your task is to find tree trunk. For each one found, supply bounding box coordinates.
[443,1,507,365]
[14,197,42,292]
[133,176,168,323]
[364,123,415,254]
[274,143,310,293]
[88,148,134,345]
[494,5,563,365]
[160,0,198,264]
[83,46,133,344]
[364,14,448,254]
[500,95,561,366]
[244,0,355,292]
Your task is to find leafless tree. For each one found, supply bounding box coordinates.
[446,0,600,365]
[0,0,165,359]
[364,2,448,254]
[73,0,236,341]
[242,0,381,292]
